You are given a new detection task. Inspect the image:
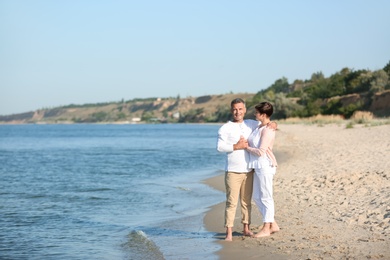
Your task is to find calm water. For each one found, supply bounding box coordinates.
[0,124,226,259]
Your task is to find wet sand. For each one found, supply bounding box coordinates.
[204,123,390,259]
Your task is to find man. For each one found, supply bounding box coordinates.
[216,98,259,241]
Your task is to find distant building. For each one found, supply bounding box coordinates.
[172,112,180,119]
[131,117,141,122]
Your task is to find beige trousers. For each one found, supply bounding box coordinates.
[224,170,254,228]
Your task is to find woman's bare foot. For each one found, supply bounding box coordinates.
[252,229,271,238]
[271,222,280,233]
[252,223,271,238]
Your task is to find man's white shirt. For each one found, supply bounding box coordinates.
[217,119,259,172]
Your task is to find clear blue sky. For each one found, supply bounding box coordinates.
[1,0,389,115]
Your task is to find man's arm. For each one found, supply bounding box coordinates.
[217,127,234,152]
[217,125,248,152]
[267,121,278,130]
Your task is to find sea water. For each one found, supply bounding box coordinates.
[0,124,226,259]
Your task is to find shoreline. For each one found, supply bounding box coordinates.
[203,123,390,259]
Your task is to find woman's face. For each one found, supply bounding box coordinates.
[254,110,265,123]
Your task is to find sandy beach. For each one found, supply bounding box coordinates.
[204,123,390,259]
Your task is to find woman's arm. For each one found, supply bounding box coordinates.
[246,128,275,157]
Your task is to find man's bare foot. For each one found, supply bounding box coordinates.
[242,224,253,236]
[271,222,280,233]
[243,230,254,236]
[225,227,233,241]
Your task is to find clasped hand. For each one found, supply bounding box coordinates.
[234,136,248,150]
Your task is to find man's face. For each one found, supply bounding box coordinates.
[231,102,246,122]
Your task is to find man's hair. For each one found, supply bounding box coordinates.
[230,98,245,108]
[255,102,273,117]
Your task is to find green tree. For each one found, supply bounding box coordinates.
[353,71,372,93]
[213,105,231,122]
[269,77,290,93]
[311,72,325,82]
[326,72,347,97]
[322,99,343,115]
[162,110,168,118]
[250,77,289,107]
[339,102,364,118]
[91,112,108,122]
[383,60,390,77]
[369,70,389,94]
[273,93,304,119]
[300,98,322,117]
[344,69,369,94]
[117,112,126,120]
[141,111,154,121]
[179,108,204,122]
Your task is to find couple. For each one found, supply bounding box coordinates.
[217,98,279,241]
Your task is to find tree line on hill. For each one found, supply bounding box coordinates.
[236,61,390,120]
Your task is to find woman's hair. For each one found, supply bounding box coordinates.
[255,102,273,117]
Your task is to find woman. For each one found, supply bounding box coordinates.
[246,102,280,237]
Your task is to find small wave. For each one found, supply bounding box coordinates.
[176,186,190,191]
[121,230,164,260]
[78,188,113,192]
[88,196,109,200]
[28,195,47,199]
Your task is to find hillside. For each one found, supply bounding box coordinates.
[0,93,255,124]
[1,90,389,124]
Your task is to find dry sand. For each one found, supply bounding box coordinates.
[204,123,390,259]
